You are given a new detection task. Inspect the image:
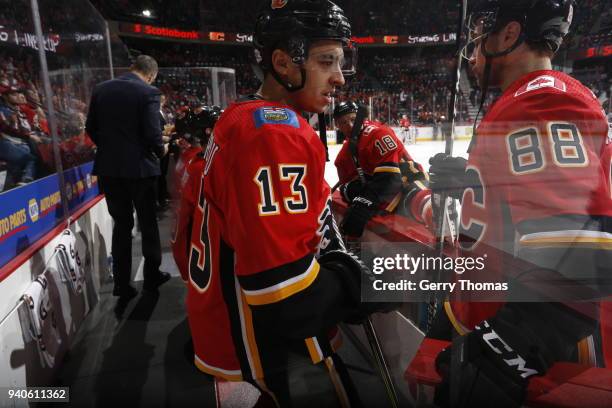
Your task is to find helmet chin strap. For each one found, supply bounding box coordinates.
[272,66,307,93]
[468,56,491,153]
[468,31,524,153]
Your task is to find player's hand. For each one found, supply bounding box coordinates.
[428,153,468,200]
[162,143,169,157]
[340,196,376,237]
[338,179,363,204]
[434,319,542,408]
[318,250,400,324]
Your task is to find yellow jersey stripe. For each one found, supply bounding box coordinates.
[243,260,320,306]
[194,355,243,381]
[373,166,401,174]
[577,336,597,367]
[305,337,324,363]
[444,301,470,336]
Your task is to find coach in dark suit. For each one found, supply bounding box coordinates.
[86,55,170,299]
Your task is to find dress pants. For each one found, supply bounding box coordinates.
[100,176,162,289]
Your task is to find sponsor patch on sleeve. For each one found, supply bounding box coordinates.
[514,75,567,97]
[253,107,300,129]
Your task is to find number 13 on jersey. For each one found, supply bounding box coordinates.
[254,165,308,216]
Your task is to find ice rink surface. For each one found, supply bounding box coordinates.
[324,139,471,187]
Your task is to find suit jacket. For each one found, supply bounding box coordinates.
[86,72,163,178]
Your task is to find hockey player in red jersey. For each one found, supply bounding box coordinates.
[195,1,393,405]
[171,108,201,197]
[333,101,432,237]
[170,104,245,381]
[399,114,412,144]
[171,106,221,281]
[426,1,612,406]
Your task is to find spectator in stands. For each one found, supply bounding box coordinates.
[0,85,38,187]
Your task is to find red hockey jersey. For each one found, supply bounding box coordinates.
[335,120,431,222]
[200,99,347,386]
[448,70,612,343]
[173,146,202,197]
[335,120,413,184]
[171,153,204,281]
[174,151,243,380]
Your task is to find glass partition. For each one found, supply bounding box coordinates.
[152,67,237,114]
[0,0,126,270]
[0,0,53,191]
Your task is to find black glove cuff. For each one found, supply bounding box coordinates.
[319,250,368,305]
[339,179,363,204]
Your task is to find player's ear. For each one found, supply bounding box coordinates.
[271,49,291,76]
[502,21,522,48]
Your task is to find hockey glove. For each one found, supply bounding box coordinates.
[340,196,377,238]
[433,319,545,408]
[338,178,364,204]
[428,153,468,200]
[318,250,399,324]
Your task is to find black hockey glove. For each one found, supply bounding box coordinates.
[340,196,377,238]
[433,299,598,408]
[338,178,364,204]
[428,153,468,200]
[433,319,544,408]
[318,250,399,324]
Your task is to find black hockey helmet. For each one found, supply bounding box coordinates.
[466,0,575,56]
[192,105,222,131]
[333,100,358,118]
[253,0,356,91]
[174,107,194,138]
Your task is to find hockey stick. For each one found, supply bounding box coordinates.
[363,317,399,408]
[349,104,368,184]
[428,0,468,331]
[331,104,368,194]
[436,0,467,246]
[331,180,342,193]
[319,112,330,162]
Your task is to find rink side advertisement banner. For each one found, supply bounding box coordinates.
[0,162,99,270]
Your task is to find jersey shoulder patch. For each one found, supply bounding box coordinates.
[253,106,299,129]
[514,75,566,97]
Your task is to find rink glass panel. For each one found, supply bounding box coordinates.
[152,67,237,113]
[0,0,123,270]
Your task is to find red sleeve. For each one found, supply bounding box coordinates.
[334,141,357,184]
[171,158,202,282]
[603,142,612,201]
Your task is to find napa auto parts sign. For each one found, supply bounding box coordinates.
[0,162,99,270]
